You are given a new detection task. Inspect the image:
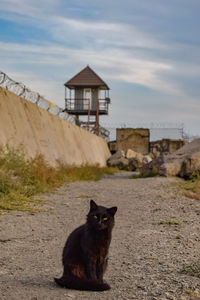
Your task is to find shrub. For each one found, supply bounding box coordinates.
[0,144,118,212]
[178,173,200,200]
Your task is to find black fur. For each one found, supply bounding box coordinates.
[54,200,117,291]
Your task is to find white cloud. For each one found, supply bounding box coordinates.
[50,15,167,50]
[0,40,177,96]
[54,16,122,32]
[0,0,59,16]
[0,0,168,51]
[1,68,64,107]
[0,0,178,97]
[1,0,200,136]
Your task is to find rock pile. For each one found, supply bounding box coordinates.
[107,149,152,171]
[141,138,200,178]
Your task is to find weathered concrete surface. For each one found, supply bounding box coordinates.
[116,128,149,155]
[150,139,187,158]
[0,87,111,166]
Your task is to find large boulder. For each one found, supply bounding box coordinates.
[125,149,137,159]
[140,139,200,177]
[142,155,152,164]
[107,149,148,171]
[159,161,183,177]
[107,150,129,170]
[107,148,154,171]
[150,139,188,158]
[159,139,200,177]
[109,150,125,160]
[107,157,129,170]
[179,152,200,178]
[140,154,168,175]
[128,152,144,171]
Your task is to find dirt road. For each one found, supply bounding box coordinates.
[0,173,200,300]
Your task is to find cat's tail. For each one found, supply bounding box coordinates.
[54,275,110,291]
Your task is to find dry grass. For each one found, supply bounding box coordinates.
[183,190,200,200]
[181,260,200,278]
[178,174,200,200]
[0,144,118,212]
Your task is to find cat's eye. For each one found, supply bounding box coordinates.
[94,215,98,219]
[103,217,108,221]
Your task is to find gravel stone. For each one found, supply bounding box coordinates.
[0,173,200,299]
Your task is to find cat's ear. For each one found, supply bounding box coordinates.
[90,200,98,211]
[108,206,117,216]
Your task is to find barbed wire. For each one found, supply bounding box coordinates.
[101,122,185,130]
[100,122,186,141]
[0,71,75,123]
[2,71,190,142]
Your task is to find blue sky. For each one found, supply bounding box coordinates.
[0,0,200,138]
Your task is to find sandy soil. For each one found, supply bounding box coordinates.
[0,172,200,300]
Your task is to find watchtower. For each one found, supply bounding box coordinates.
[64,66,110,137]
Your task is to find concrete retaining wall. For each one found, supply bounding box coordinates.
[0,87,111,166]
[150,139,187,157]
[116,128,150,155]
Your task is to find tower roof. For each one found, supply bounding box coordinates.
[64,66,109,89]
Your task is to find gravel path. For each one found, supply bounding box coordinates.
[0,173,200,300]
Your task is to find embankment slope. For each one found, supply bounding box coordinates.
[0,87,110,166]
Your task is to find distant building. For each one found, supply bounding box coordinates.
[108,127,186,156]
[114,128,150,155]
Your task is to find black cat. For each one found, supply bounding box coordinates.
[54,200,117,291]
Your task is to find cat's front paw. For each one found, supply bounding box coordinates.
[102,281,111,290]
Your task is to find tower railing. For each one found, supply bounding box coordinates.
[0,71,110,139]
[65,98,109,114]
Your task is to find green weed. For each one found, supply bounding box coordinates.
[184,289,194,296]
[159,219,182,226]
[175,234,183,239]
[176,173,200,200]
[181,261,200,278]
